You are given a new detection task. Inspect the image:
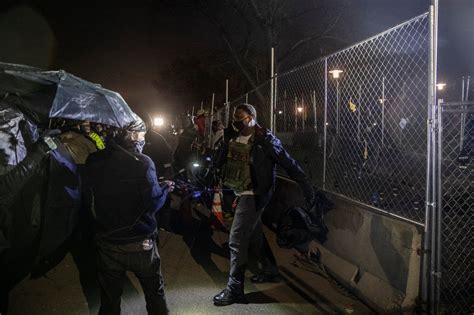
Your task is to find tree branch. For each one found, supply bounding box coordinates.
[277,9,343,63]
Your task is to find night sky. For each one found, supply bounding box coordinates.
[0,0,472,116]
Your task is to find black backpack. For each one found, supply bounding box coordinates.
[276,191,333,249]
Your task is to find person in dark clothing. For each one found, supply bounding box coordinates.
[85,129,174,315]
[213,104,315,306]
[173,116,198,174]
[0,136,58,313]
[143,129,173,179]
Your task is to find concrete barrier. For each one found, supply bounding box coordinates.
[266,176,423,313]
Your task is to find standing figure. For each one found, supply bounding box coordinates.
[85,127,174,315]
[213,104,315,306]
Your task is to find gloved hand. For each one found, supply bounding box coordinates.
[163,180,176,192]
[38,129,62,152]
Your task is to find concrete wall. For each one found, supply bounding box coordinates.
[266,176,423,313]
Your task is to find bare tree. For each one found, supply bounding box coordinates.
[153,0,348,103]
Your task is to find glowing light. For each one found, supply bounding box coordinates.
[379,98,386,104]
[329,69,343,79]
[297,107,303,113]
[278,110,283,115]
[192,162,200,168]
[436,83,446,91]
[153,117,165,127]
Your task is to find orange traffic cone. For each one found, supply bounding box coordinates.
[211,188,225,226]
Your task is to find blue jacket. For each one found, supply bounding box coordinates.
[220,124,314,210]
[85,143,169,244]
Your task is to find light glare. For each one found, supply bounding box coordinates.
[154,117,164,127]
[329,69,343,79]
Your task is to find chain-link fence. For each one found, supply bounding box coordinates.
[207,8,472,313]
[325,14,430,223]
[222,12,430,224]
[438,101,473,314]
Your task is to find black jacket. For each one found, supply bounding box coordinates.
[219,124,314,210]
[85,144,169,244]
[0,142,49,253]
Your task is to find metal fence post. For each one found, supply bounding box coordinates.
[294,96,298,132]
[225,79,229,127]
[336,79,340,135]
[275,73,279,133]
[209,93,215,148]
[459,76,470,150]
[421,2,439,313]
[435,98,443,312]
[381,76,386,146]
[312,90,317,133]
[270,47,275,132]
[357,84,361,141]
[323,57,328,190]
[284,90,287,132]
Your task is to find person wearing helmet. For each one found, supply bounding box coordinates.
[85,124,174,314]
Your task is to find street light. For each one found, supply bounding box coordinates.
[329,69,343,79]
[297,107,303,113]
[436,83,446,91]
[329,69,343,134]
[278,110,283,115]
[153,117,164,127]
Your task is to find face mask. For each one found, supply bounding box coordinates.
[233,114,252,132]
[232,120,245,132]
[133,140,146,153]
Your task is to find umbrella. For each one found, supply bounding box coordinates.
[0,63,138,128]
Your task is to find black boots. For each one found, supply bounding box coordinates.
[213,288,246,306]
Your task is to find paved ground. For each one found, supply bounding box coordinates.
[8,222,373,315]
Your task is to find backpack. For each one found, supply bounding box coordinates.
[276,191,333,249]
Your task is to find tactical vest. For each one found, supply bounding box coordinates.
[223,135,254,193]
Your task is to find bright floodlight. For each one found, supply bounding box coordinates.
[297,107,303,113]
[153,117,164,127]
[436,83,446,91]
[329,69,343,79]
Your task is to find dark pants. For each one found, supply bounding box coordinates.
[226,195,278,293]
[96,239,168,315]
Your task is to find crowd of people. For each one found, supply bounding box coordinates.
[1,103,318,314]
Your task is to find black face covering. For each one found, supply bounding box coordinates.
[232,119,246,132]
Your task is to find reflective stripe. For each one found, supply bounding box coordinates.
[89,132,105,150]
